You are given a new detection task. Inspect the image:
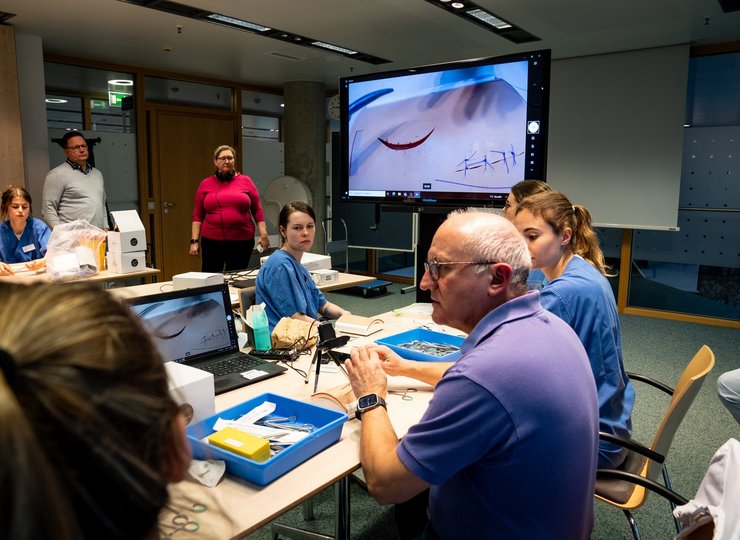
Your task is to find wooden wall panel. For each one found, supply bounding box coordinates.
[0,26,25,187]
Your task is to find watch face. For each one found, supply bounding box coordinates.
[358,394,379,409]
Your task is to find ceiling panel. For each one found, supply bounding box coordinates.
[3,0,739,90]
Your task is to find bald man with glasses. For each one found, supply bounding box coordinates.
[42,131,109,229]
[345,209,599,540]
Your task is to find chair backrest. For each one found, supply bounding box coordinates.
[647,345,715,481]
[239,286,257,318]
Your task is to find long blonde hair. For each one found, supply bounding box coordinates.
[0,282,181,539]
[518,191,611,276]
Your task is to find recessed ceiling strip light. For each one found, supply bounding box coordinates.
[205,13,271,32]
[311,41,358,55]
[466,9,512,29]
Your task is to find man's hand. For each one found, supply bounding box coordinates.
[369,344,451,387]
[368,345,413,378]
[345,346,388,399]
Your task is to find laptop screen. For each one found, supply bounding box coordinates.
[126,284,238,364]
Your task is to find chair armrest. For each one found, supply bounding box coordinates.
[599,431,665,464]
[626,372,674,396]
[596,469,689,506]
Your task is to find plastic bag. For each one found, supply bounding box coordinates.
[45,220,107,280]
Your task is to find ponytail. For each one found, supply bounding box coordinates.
[570,205,611,276]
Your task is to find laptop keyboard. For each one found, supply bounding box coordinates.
[200,354,266,377]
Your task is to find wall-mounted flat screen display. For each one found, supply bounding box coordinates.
[340,49,550,208]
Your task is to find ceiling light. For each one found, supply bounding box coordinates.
[311,41,358,55]
[108,79,134,86]
[205,13,271,32]
[422,0,539,44]
[45,98,68,104]
[466,8,512,29]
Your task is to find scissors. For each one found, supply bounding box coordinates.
[388,388,417,401]
[160,503,206,537]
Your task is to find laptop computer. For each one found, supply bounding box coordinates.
[126,283,286,395]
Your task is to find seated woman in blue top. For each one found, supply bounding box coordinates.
[0,186,51,276]
[256,201,349,331]
[515,190,635,469]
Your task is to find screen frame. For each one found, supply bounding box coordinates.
[339,49,551,210]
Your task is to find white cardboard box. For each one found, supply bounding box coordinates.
[107,250,146,273]
[310,268,339,285]
[108,210,146,253]
[165,361,215,423]
[173,272,224,290]
[260,251,332,272]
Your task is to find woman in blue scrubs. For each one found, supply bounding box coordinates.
[515,190,635,469]
[256,201,349,331]
[0,186,51,275]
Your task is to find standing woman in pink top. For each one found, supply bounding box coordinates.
[190,145,270,272]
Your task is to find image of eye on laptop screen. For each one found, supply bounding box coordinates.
[125,283,285,394]
[129,284,234,363]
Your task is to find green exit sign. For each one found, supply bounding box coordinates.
[108,91,130,107]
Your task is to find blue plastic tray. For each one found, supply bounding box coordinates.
[187,392,348,486]
[375,327,465,362]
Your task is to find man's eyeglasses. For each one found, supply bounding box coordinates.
[423,259,498,281]
[216,156,235,162]
[65,144,87,152]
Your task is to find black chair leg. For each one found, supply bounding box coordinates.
[623,509,642,540]
[662,467,682,535]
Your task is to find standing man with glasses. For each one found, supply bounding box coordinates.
[345,209,599,540]
[42,131,109,229]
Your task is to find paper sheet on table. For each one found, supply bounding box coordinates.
[392,303,433,316]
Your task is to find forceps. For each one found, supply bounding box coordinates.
[388,388,417,401]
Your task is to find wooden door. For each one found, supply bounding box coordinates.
[153,111,236,279]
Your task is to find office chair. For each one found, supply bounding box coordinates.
[239,286,257,318]
[595,344,715,540]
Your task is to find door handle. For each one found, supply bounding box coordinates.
[163,201,176,214]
